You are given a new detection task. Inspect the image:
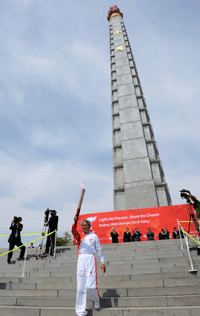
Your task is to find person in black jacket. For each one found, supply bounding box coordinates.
[132,228,142,242]
[173,227,184,239]
[146,227,155,241]
[7,217,26,264]
[163,227,170,239]
[44,210,59,256]
[110,227,119,243]
[159,229,165,240]
[123,227,131,242]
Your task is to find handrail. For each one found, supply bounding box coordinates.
[20,240,29,278]
[177,219,198,274]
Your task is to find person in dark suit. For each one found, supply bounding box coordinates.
[173,227,184,239]
[132,229,135,242]
[159,229,165,240]
[110,227,119,243]
[123,227,131,242]
[7,217,26,264]
[44,210,59,256]
[163,227,170,239]
[146,227,155,241]
[132,228,142,242]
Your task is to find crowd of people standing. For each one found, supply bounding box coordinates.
[110,226,183,243]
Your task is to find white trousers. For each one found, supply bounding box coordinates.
[76,254,100,316]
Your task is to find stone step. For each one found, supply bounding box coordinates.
[0,262,191,278]
[19,268,194,278]
[0,251,188,268]
[1,259,190,275]
[1,305,200,316]
[2,284,200,298]
[0,239,197,315]
[1,271,196,290]
[0,295,200,308]
[41,256,189,268]
[26,277,200,290]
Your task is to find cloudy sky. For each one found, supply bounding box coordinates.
[0,0,199,246]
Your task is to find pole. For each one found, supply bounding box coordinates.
[53,231,57,258]
[177,219,183,250]
[184,234,198,273]
[20,240,28,278]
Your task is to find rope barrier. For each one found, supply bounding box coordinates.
[0,230,56,257]
[178,221,200,246]
[178,221,194,223]
[0,233,47,237]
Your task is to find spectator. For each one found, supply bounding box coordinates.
[163,227,170,239]
[29,243,34,248]
[44,210,59,256]
[173,227,184,239]
[159,229,165,240]
[146,227,155,241]
[132,229,135,242]
[132,228,142,242]
[123,227,131,242]
[110,227,119,243]
[7,217,26,264]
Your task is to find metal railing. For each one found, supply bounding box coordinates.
[177,218,198,274]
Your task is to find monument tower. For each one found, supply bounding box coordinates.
[107,6,172,211]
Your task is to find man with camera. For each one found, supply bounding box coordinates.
[180,189,200,231]
[7,217,26,264]
[184,192,200,220]
[44,209,59,256]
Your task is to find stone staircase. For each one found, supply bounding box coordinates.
[0,239,200,315]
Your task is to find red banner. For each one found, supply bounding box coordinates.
[77,204,196,243]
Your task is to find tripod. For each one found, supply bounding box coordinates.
[187,202,200,235]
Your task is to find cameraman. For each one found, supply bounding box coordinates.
[7,217,26,264]
[186,193,200,221]
[44,210,58,256]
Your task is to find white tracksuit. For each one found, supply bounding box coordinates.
[73,230,105,316]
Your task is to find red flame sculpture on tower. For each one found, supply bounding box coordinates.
[107,5,123,21]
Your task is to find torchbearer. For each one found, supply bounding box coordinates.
[71,189,106,316]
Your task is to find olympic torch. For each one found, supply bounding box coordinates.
[74,188,86,228]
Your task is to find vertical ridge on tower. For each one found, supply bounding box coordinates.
[108,6,172,211]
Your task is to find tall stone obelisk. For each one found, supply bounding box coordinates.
[107,6,172,211]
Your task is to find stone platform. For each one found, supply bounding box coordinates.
[0,239,200,315]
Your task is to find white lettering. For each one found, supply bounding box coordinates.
[131,220,141,224]
[117,222,131,226]
[115,216,128,220]
[99,223,110,227]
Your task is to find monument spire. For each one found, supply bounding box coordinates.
[108,6,172,211]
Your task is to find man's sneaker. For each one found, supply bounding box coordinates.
[94,299,100,309]
[17,258,24,261]
[7,260,11,264]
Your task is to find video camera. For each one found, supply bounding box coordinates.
[12,216,20,224]
[180,189,191,204]
[44,209,57,223]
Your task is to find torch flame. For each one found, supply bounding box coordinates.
[79,182,85,187]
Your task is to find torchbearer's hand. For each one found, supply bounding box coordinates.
[74,216,79,222]
[101,263,106,273]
